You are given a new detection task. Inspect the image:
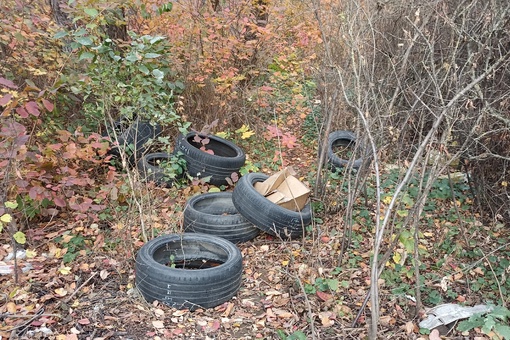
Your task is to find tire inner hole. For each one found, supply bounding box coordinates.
[166,258,224,269]
[188,137,238,157]
[154,241,229,270]
[332,139,356,159]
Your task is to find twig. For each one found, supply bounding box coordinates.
[63,271,98,303]
[2,313,60,319]
[6,308,46,332]
[294,273,317,340]
[479,249,506,308]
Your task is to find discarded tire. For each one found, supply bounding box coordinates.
[137,152,184,188]
[184,192,259,243]
[232,173,312,239]
[135,233,243,310]
[175,133,246,186]
[108,118,162,166]
[327,130,363,170]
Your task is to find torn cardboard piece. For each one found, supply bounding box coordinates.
[254,167,311,211]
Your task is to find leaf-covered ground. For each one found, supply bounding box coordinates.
[1,113,508,340]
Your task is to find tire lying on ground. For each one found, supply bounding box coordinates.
[327,130,363,170]
[135,233,243,310]
[137,152,183,188]
[232,173,312,239]
[107,118,162,166]
[175,133,246,186]
[184,192,259,243]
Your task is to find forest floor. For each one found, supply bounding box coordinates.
[0,112,508,340]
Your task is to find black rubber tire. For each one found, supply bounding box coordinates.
[327,130,363,170]
[135,233,243,310]
[232,173,312,239]
[183,192,259,243]
[108,118,162,166]
[137,152,182,188]
[175,133,246,186]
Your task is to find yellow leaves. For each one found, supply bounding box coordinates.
[241,130,255,139]
[13,231,26,244]
[59,266,72,275]
[0,213,12,223]
[382,195,392,204]
[502,181,508,187]
[26,249,37,258]
[235,124,255,139]
[392,252,401,264]
[27,66,47,76]
[4,201,17,209]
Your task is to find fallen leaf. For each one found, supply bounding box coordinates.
[25,249,37,258]
[317,290,333,302]
[154,308,165,317]
[59,267,72,275]
[77,318,90,325]
[274,309,293,318]
[172,310,187,317]
[265,289,282,297]
[152,320,165,329]
[380,315,396,327]
[321,236,330,243]
[6,302,17,313]
[221,302,234,317]
[472,267,484,275]
[319,312,334,327]
[100,269,109,280]
[54,288,67,297]
[405,321,415,334]
[429,329,441,340]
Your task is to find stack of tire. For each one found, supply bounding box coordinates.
[137,131,248,188]
[137,131,370,311]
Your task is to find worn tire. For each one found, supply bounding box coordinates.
[184,192,259,243]
[327,130,363,170]
[175,133,246,186]
[232,173,312,239]
[135,233,243,310]
[108,118,162,166]
[137,152,182,188]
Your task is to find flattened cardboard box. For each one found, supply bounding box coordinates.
[254,167,311,211]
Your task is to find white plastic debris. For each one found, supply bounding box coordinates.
[0,263,33,275]
[4,249,27,261]
[0,265,13,275]
[419,303,493,330]
[26,326,54,337]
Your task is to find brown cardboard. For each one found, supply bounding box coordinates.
[254,167,311,211]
